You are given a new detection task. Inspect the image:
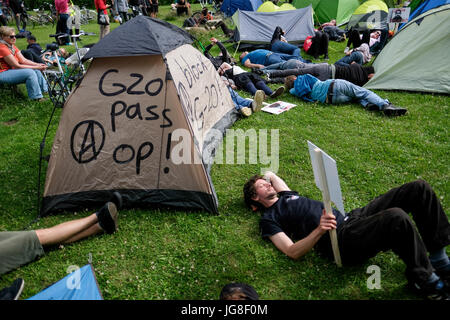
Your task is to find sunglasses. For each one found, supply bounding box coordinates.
[9,35,16,39]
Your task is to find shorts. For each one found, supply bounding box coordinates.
[0,231,44,276]
[150,4,158,13]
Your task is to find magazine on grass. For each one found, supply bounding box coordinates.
[261,101,296,115]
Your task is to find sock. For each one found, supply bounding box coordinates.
[426,272,440,285]
[418,272,445,292]
[430,248,450,271]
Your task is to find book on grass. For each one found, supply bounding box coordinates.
[261,101,296,115]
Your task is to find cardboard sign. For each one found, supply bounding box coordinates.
[388,7,411,23]
[307,141,345,216]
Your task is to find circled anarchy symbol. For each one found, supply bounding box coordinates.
[70,120,106,163]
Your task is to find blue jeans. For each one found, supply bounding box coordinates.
[261,59,307,72]
[332,79,388,108]
[265,52,307,66]
[228,87,251,111]
[0,69,48,99]
[335,51,363,66]
[271,40,301,58]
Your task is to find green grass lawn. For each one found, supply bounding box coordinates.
[0,5,449,300]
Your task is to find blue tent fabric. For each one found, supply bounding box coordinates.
[400,0,450,29]
[221,0,263,17]
[27,264,103,300]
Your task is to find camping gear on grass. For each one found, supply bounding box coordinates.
[40,16,237,216]
[231,6,315,49]
[27,264,102,300]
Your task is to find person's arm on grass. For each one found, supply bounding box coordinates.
[269,209,337,260]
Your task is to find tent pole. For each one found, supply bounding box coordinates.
[233,40,241,57]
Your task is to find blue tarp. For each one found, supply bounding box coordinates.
[400,0,450,29]
[221,0,263,17]
[27,264,103,300]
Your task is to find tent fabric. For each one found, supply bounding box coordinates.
[257,1,278,12]
[399,0,450,29]
[232,7,315,44]
[83,16,193,60]
[257,1,296,12]
[27,265,103,300]
[364,4,450,94]
[220,0,263,17]
[279,3,296,11]
[347,0,389,30]
[41,21,236,216]
[292,0,360,25]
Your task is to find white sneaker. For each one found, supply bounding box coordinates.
[252,90,265,112]
[344,47,350,54]
[239,107,252,117]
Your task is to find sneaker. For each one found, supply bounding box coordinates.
[96,202,118,234]
[409,279,450,300]
[0,278,25,300]
[239,107,252,117]
[34,97,49,102]
[382,103,407,117]
[365,103,381,111]
[270,86,285,99]
[251,90,265,112]
[344,47,350,54]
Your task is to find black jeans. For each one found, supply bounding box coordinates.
[21,49,44,64]
[346,28,370,49]
[337,180,450,284]
[307,31,329,59]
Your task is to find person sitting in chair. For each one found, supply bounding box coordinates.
[0,26,48,101]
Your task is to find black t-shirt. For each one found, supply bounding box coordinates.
[259,191,345,257]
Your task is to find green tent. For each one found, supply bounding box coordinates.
[292,0,360,25]
[364,4,450,93]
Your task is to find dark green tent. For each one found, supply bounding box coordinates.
[292,0,360,25]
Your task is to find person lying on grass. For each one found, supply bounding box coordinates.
[0,193,122,277]
[218,62,285,101]
[284,74,407,117]
[243,171,450,300]
[262,63,375,87]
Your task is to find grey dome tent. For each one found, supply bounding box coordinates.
[40,16,237,216]
[364,4,450,94]
[232,6,315,48]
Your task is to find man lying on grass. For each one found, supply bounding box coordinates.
[243,171,450,300]
[284,74,407,117]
